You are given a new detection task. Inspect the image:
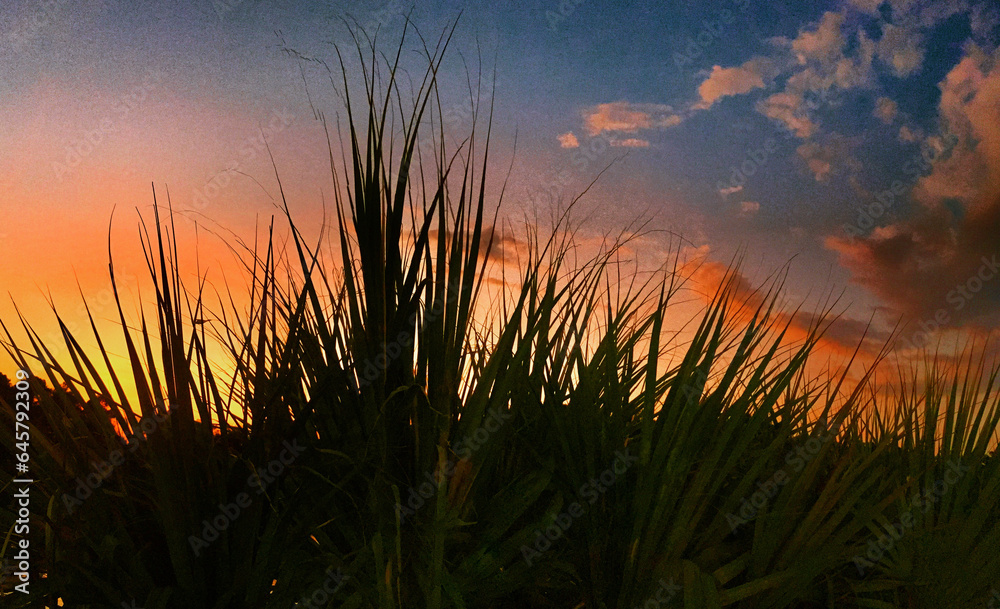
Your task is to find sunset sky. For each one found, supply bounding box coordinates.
[2,0,999,377]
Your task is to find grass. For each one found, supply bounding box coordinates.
[2,22,1000,609]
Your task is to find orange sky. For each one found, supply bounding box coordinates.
[3,0,1000,402]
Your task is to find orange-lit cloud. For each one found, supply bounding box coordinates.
[557,131,579,148]
[429,224,524,264]
[795,134,859,182]
[874,96,898,124]
[696,60,772,108]
[877,19,925,78]
[789,11,845,65]
[758,92,820,138]
[898,125,920,142]
[683,252,887,358]
[825,46,1000,331]
[582,101,681,136]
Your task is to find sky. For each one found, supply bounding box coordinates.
[1,0,999,380]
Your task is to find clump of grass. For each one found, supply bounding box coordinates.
[2,22,1000,609]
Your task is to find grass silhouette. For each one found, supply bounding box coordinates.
[2,22,999,609]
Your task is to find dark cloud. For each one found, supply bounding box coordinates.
[825,47,1000,331]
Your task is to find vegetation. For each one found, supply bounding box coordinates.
[2,24,999,609]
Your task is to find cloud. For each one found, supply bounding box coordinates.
[719,184,743,196]
[696,60,775,108]
[847,0,883,15]
[611,138,650,147]
[740,200,760,214]
[689,2,988,145]
[676,7,897,138]
[582,101,681,136]
[736,10,879,138]
[684,253,887,356]
[864,1,979,79]
[877,20,925,78]
[790,11,846,65]
[757,92,820,138]
[898,125,921,142]
[557,131,579,148]
[780,13,875,88]
[824,46,1000,328]
[430,224,524,264]
[797,142,834,181]
[796,134,860,182]
[969,2,1000,44]
[915,45,1000,205]
[874,96,898,124]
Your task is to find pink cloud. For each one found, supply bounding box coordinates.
[696,60,771,108]
[874,96,899,124]
[757,92,819,138]
[790,11,845,65]
[582,101,680,136]
[557,131,579,148]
